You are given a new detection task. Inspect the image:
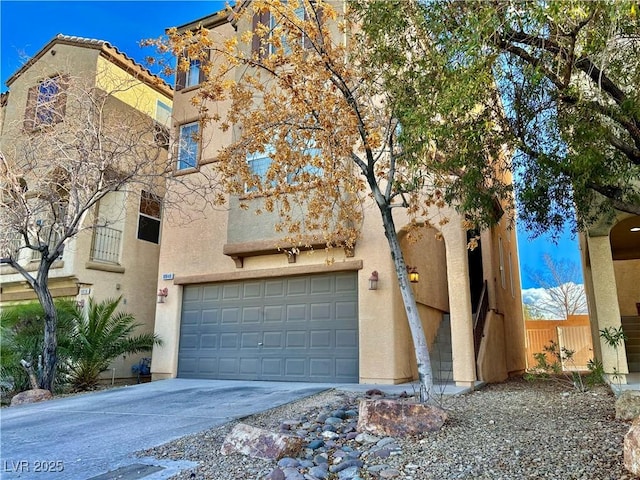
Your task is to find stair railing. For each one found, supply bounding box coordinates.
[473,280,489,359]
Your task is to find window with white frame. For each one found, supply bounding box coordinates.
[137,190,162,244]
[177,122,200,170]
[185,59,201,88]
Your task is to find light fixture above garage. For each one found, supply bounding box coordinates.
[631,227,640,232]
[407,266,419,283]
[368,271,379,290]
[157,287,169,303]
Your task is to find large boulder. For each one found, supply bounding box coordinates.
[616,390,640,421]
[625,417,640,475]
[221,423,304,460]
[10,389,52,406]
[357,398,447,436]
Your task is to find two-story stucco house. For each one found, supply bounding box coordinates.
[151,5,526,388]
[0,35,173,381]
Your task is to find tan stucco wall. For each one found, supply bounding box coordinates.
[614,259,640,316]
[477,310,508,382]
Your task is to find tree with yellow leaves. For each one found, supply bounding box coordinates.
[149,0,510,400]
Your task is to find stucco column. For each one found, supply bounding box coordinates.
[586,234,628,383]
[151,284,183,380]
[442,224,476,386]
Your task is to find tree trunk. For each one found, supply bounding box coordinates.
[34,263,57,392]
[377,204,434,402]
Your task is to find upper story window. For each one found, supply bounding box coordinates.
[245,140,322,193]
[175,55,207,91]
[252,2,321,58]
[137,190,162,244]
[177,121,200,170]
[24,75,68,131]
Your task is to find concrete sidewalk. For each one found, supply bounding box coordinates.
[0,379,475,480]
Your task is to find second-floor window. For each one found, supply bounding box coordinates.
[24,75,68,130]
[175,56,207,91]
[137,190,162,244]
[177,121,200,170]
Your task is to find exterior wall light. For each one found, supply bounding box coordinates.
[157,287,169,303]
[368,271,379,290]
[407,266,419,283]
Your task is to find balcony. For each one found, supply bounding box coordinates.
[90,226,122,264]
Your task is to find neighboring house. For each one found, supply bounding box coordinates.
[581,213,640,383]
[151,6,526,387]
[0,35,173,381]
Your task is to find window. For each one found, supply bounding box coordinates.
[509,251,515,298]
[245,140,322,193]
[177,122,200,170]
[24,75,68,130]
[252,2,321,57]
[175,56,207,91]
[137,190,162,244]
[499,236,506,289]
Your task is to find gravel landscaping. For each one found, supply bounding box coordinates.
[140,378,635,480]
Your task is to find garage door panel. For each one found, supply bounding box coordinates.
[263,331,283,348]
[286,304,306,322]
[180,334,198,349]
[241,332,260,348]
[221,308,240,324]
[286,331,306,348]
[310,303,331,321]
[264,305,283,322]
[310,330,331,348]
[309,358,331,377]
[202,285,221,301]
[220,333,238,349]
[181,310,200,326]
[201,309,218,325]
[265,280,285,297]
[179,273,358,382]
[336,274,357,293]
[243,282,262,298]
[200,334,217,349]
[242,306,261,324]
[336,301,357,319]
[336,329,357,348]
[287,278,308,296]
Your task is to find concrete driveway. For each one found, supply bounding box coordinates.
[0,379,333,480]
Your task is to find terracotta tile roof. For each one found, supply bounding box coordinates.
[5,33,172,97]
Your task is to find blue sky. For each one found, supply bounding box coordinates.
[0,0,582,289]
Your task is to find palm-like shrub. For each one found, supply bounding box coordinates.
[67,296,162,391]
[1,300,76,395]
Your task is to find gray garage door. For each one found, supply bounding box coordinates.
[177,272,359,382]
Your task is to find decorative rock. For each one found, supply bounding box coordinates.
[355,432,380,444]
[221,423,303,460]
[308,465,329,479]
[283,467,305,480]
[617,391,640,420]
[357,399,447,436]
[337,466,359,479]
[278,457,300,468]
[308,440,324,450]
[625,417,640,475]
[10,389,52,406]
[379,468,401,478]
[322,431,339,440]
[266,467,286,480]
[329,459,363,473]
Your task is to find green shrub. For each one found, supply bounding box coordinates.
[0,299,76,395]
[67,296,162,391]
